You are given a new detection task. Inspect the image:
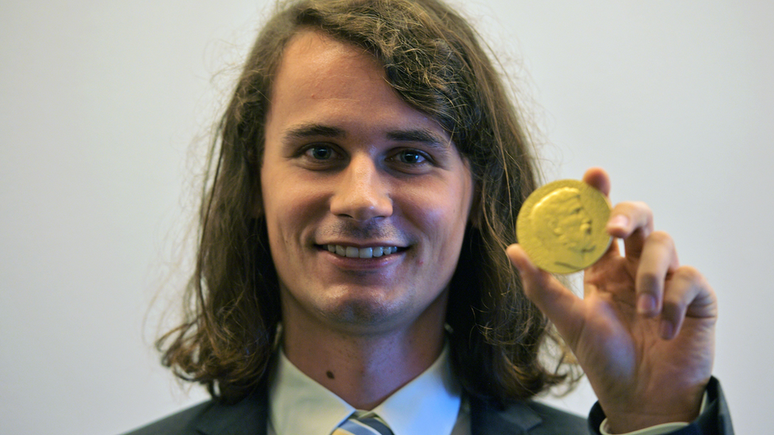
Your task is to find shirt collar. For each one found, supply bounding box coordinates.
[268,349,353,435]
[269,345,462,435]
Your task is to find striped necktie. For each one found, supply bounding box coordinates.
[331,415,394,435]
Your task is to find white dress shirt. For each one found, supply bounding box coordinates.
[267,344,695,435]
[268,345,465,435]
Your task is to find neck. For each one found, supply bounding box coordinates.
[280,299,447,410]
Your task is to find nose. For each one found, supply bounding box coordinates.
[329,155,393,221]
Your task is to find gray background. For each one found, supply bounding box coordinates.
[1,1,771,433]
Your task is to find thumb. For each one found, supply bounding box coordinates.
[506,244,584,344]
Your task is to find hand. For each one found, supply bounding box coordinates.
[506,168,717,433]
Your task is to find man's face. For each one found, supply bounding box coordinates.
[260,30,475,336]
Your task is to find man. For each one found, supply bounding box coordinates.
[126,0,732,433]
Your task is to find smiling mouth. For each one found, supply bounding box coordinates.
[322,244,403,259]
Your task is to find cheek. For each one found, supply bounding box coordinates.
[263,175,330,244]
[261,170,301,248]
[400,179,472,247]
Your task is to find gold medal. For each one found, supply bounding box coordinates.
[517,179,612,274]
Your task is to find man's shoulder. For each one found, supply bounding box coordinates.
[123,393,588,435]
[121,389,268,435]
[471,395,589,435]
[122,400,216,435]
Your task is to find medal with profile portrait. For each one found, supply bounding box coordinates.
[517,179,612,274]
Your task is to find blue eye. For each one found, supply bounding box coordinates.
[397,150,426,164]
[306,146,334,160]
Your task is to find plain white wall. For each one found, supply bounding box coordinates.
[1,1,771,434]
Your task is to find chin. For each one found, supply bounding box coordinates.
[315,289,411,332]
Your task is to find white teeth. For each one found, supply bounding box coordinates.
[325,245,399,258]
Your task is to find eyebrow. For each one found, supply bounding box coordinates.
[282,122,452,150]
[283,123,347,142]
[386,129,450,150]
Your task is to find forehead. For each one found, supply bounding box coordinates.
[272,30,388,104]
[267,30,449,138]
[279,30,381,77]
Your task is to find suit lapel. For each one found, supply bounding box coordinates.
[186,384,579,435]
[194,386,269,435]
[469,396,542,435]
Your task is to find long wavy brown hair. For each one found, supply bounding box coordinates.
[158,0,574,405]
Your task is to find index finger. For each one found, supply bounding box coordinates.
[608,201,655,259]
[582,167,611,197]
[582,168,654,259]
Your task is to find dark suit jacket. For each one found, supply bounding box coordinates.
[124,377,732,435]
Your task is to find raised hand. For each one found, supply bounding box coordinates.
[506,168,717,433]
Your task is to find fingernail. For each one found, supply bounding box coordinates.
[608,215,629,229]
[637,294,656,314]
[660,320,674,339]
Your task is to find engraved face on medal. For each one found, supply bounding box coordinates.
[517,179,612,274]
